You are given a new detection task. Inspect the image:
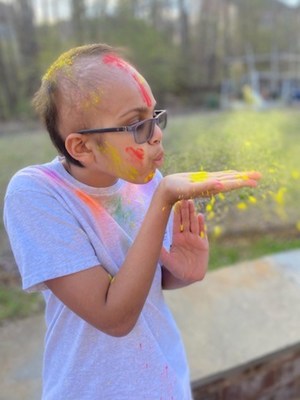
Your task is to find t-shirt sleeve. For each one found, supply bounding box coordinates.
[4,189,100,292]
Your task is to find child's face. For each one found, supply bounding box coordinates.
[79,59,165,186]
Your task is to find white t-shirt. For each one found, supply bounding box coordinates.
[4,157,192,400]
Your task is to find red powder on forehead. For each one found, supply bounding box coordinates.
[103,54,152,107]
[132,74,152,107]
[103,54,129,71]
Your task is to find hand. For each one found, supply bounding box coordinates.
[160,199,209,284]
[160,170,261,206]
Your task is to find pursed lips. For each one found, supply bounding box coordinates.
[153,150,164,165]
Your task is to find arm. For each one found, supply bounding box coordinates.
[46,170,261,336]
[46,185,172,337]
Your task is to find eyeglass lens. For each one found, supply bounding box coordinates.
[135,112,167,144]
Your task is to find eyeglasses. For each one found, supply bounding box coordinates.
[77,110,167,144]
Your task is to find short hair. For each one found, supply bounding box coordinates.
[32,43,117,167]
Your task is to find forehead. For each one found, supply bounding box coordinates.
[80,56,153,112]
[102,54,152,107]
[56,54,154,131]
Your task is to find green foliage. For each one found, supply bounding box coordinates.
[209,236,300,270]
[87,15,178,101]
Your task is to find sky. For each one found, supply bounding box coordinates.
[279,0,300,5]
[12,0,300,24]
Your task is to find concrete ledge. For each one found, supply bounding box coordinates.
[165,249,300,388]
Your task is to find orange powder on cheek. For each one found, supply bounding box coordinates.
[103,54,152,107]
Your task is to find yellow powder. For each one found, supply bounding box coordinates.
[190,171,209,182]
[43,49,78,82]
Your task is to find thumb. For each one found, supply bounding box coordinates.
[160,246,171,266]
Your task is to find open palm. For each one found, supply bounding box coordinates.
[160,200,209,284]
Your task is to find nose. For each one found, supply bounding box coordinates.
[148,124,163,145]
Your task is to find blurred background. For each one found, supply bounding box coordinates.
[0,0,300,321]
[1,0,300,116]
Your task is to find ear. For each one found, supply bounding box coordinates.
[64,133,95,166]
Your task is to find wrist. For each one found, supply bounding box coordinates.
[157,176,178,207]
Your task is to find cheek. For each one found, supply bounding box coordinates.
[125,146,145,164]
[99,142,123,168]
[99,142,141,180]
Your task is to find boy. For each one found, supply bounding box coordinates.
[3,44,260,399]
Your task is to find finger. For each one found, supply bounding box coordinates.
[190,170,261,183]
[198,213,207,239]
[217,178,258,192]
[212,170,261,180]
[235,171,262,181]
[188,200,199,235]
[180,200,190,232]
[172,201,182,234]
[190,179,224,196]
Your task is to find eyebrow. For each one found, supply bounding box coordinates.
[118,105,156,120]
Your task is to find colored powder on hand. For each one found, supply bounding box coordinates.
[236,173,249,180]
[189,171,209,182]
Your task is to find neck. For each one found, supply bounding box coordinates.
[62,160,118,188]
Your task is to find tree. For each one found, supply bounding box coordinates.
[71,0,86,44]
[13,0,40,103]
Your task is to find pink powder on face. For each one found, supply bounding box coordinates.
[103,54,152,107]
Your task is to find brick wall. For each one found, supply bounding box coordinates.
[192,343,300,400]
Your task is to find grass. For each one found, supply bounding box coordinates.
[209,235,300,270]
[0,109,300,322]
[162,108,300,236]
[0,285,44,324]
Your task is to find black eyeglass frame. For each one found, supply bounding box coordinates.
[77,109,167,144]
